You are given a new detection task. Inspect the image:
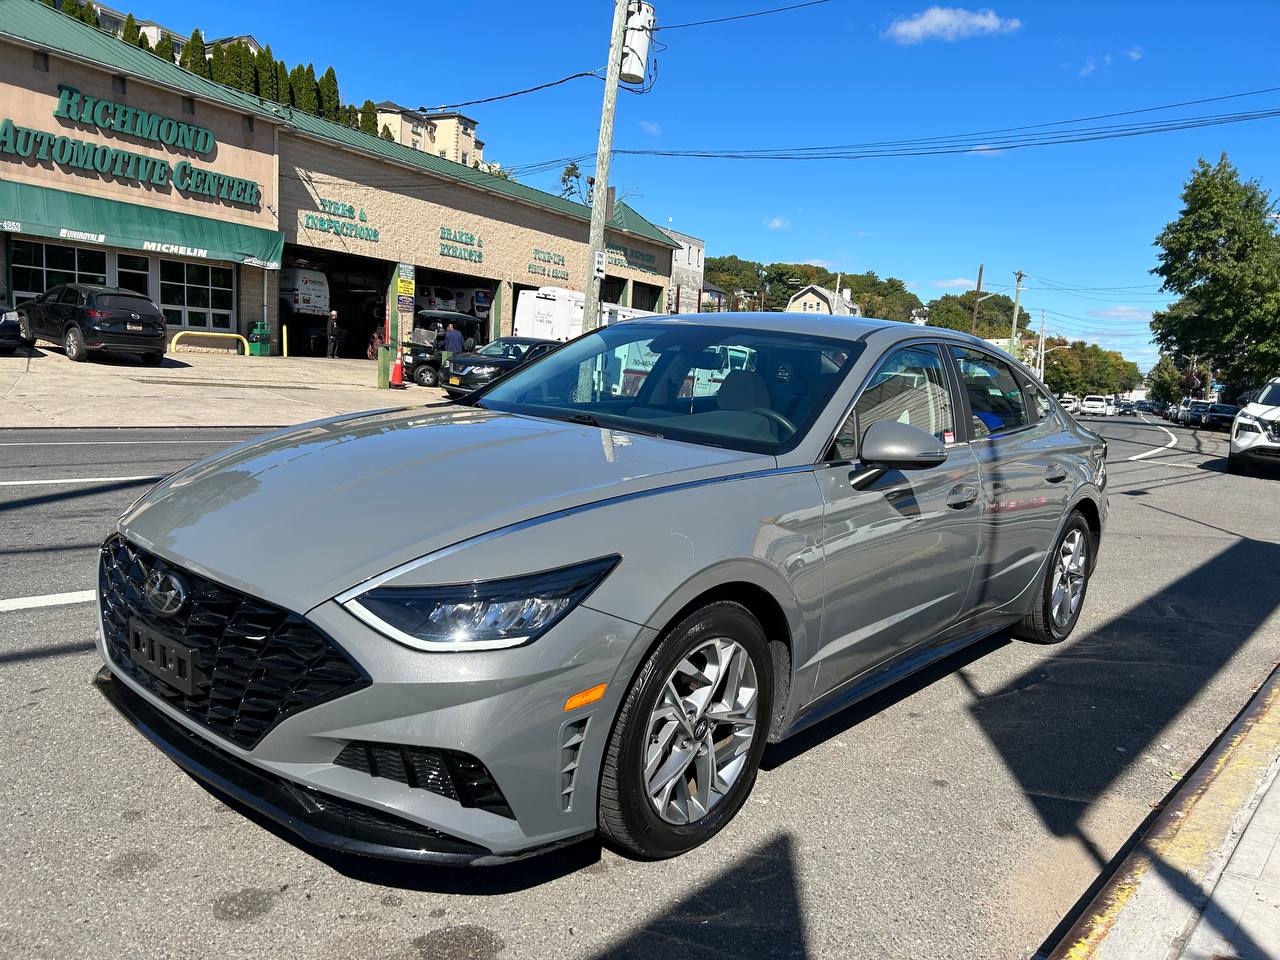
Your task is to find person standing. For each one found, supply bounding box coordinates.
[326,309,340,358]
[442,322,464,364]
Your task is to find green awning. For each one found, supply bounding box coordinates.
[0,178,283,269]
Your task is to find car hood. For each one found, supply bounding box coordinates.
[451,351,516,368]
[120,405,771,612]
[1243,401,1280,422]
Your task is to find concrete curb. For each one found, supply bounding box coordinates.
[1045,661,1280,959]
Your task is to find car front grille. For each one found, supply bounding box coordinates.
[99,534,370,750]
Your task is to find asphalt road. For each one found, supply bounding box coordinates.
[2,416,1278,960]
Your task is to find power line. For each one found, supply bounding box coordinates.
[656,0,834,31]
[418,71,602,112]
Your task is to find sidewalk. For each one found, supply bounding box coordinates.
[1046,663,1280,960]
[0,345,442,428]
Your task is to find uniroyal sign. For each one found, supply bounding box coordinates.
[0,85,263,209]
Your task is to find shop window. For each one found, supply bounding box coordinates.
[160,258,235,330]
[116,253,151,297]
[33,51,48,72]
[9,240,105,304]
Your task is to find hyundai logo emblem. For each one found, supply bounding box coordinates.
[143,569,188,618]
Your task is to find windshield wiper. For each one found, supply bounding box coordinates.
[564,411,664,439]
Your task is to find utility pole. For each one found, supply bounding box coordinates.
[969,263,984,335]
[581,0,630,332]
[1037,308,1046,377]
[1008,270,1024,359]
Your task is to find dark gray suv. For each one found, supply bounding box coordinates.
[95,313,1107,864]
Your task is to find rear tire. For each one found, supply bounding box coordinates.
[414,364,438,387]
[598,601,773,859]
[64,325,88,362]
[17,315,35,347]
[1013,511,1095,645]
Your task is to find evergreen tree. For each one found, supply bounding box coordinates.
[317,66,340,121]
[154,33,175,63]
[345,105,359,128]
[275,61,290,105]
[77,1,99,27]
[288,65,317,113]
[209,42,228,85]
[137,32,151,51]
[236,43,257,92]
[121,13,140,45]
[359,100,378,135]
[380,124,394,141]
[256,45,276,101]
[304,64,318,113]
[181,30,211,80]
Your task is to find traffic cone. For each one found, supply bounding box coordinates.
[390,348,405,388]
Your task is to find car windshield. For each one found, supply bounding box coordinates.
[475,322,863,454]
[475,339,533,360]
[1256,384,1280,406]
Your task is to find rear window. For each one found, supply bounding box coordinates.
[96,294,159,312]
[1210,404,1236,414]
[1084,396,1104,402]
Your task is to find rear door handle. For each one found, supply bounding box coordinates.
[1045,465,1069,484]
[947,483,979,509]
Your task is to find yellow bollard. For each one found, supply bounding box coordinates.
[282,323,289,358]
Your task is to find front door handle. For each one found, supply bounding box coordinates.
[1044,464,1069,484]
[947,483,979,509]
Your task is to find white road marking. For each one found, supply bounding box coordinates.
[0,439,240,447]
[1128,420,1179,461]
[0,590,95,612]
[0,474,162,487]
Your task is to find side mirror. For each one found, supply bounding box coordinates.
[859,419,947,470]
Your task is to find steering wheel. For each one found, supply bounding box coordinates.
[747,407,797,435]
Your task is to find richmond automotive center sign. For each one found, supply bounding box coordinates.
[0,85,263,209]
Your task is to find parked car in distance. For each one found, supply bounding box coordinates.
[417,286,458,313]
[403,309,488,387]
[1201,403,1238,430]
[1185,400,1211,426]
[1229,379,1280,474]
[17,284,166,364]
[1080,395,1108,416]
[278,267,330,320]
[1119,400,1137,416]
[0,307,20,354]
[94,313,1107,865]
[1059,394,1080,414]
[442,336,558,396]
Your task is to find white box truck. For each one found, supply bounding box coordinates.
[513,286,657,342]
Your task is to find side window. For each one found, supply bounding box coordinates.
[1027,384,1053,422]
[59,287,82,305]
[832,344,955,460]
[950,347,1029,439]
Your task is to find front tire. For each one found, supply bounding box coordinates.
[17,315,35,347]
[64,325,88,362]
[598,601,773,859]
[1013,511,1095,645]
[414,364,438,387]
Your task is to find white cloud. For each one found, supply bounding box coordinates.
[1079,56,1099,76]
[764,215,791,230]
[638,120,661,136]
[1125,46,1143,60]
[885,7,1022,45]
[804,258,834,268]
[1088,306,1154,322]
[934,277,977,289]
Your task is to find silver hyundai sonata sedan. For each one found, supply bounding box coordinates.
[95,313,1106,864]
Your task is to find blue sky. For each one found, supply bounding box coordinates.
[129,1,1280,370]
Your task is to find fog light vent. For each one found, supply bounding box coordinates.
[559,717,590,813]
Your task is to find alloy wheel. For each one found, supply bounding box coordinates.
[1051,529,1088,629]
[642,637,758,825]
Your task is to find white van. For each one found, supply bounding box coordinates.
[1080,395,1107,416]
[453,287,492,320]
[513,286,657,342]
[279,268,330,317]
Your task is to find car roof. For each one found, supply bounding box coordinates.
[414,309,478,321]
[64,284,144,296]
[498,336,556,345]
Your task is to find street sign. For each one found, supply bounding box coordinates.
[593,250,607,280]
[397,294,414,312]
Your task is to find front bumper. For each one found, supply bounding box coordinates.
[1231,418,1280,464]
[93,537,652,862]
[441,370,497,394]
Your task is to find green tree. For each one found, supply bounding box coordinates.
[288,64,317,113]
[482,163,517,181]
[256,45,276,101]
[180,30,210,79]
[121,13,140,45]
[317,66,340,121]
[275,60,290,105]
[137,32,151,51]
[235,43,257,93]
[1151,154,1280,386]
[380,123,394,141]
[359,99,379,135]
[153,32,175,63]
[558,162,589,203]
[1147,354,1182,405]
[925,290,1032,342]
[704,255,764,305]
[209,42,228,85]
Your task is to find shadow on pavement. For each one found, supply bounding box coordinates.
[0,477,157,513]
[0,639,96,665]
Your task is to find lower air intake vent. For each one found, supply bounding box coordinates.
[559,717,590,813]
[334,741,514,819]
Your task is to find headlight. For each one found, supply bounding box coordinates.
[469,365,499,377]
[342,556,620,651]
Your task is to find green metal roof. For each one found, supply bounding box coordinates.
[1,0,678,250]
